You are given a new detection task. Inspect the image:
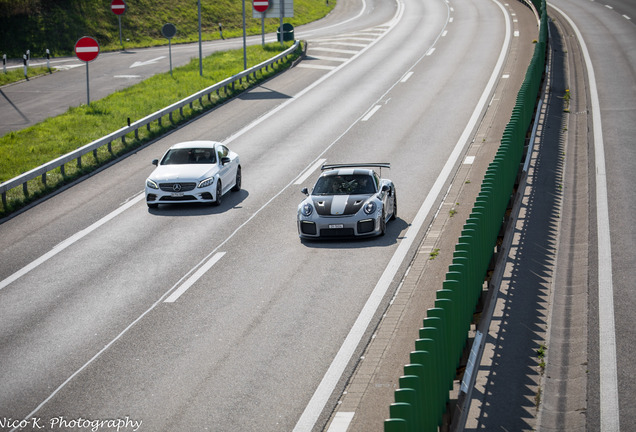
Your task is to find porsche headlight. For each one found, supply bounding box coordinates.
[301,202,314,217]
[146,179,158,189]
[198,177,215,188]
[363,201,377,215]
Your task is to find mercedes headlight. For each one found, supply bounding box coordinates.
[146,179,158,189]
[198,177,215,188]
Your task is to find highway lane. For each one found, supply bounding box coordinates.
[0,0,511,430]
[547,0,635,430]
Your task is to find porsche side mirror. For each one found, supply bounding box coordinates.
[301,187,309,196]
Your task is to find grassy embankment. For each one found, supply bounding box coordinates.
[0,0,335,217]
[0,66,52,86]
[0,0,329,57]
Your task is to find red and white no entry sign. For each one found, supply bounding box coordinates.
[74,37,100,62]
[111,0,127,15]
[253,0,269,13]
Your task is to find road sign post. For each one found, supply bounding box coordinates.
[253,0,269,46]
[111,0,127,47]
[161,23,177,77]
[74,37,100,104]
[198,0,202,76]
[242,0,247,70]
[279,0,283,45]
[252,0,293,45]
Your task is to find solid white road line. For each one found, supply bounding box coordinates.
[164,252,226,303]
[326,412,355,432]
[321,42,368,48]
[401,71,414,82]
[361,105,381,121]
[548,4,619,431]
[310,47,360,55]
[297,64,337,70]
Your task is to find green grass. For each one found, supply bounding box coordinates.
[0,41,302,217]
[0,65,54,86]
[0,0,334,57]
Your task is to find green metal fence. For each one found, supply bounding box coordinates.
[384,2,548,430]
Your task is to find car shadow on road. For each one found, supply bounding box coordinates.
[299,217,409,249]
[238,86,292,101]
[146,189,249,216]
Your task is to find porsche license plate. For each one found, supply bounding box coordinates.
[329,224,344,229]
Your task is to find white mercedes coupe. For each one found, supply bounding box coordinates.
[145,141,241,209]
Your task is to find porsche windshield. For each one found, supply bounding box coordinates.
[161,148,216,165]
[312,174,376,195]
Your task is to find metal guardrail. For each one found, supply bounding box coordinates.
[0,41,300,208]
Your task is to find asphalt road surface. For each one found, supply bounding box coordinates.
[2,0,632,431]
[0,0,511,430]
[547,0,636,430]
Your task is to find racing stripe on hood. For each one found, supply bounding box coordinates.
[331,195,348,215]
[313,195,368,216]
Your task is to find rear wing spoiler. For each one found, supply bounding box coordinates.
[321,163,391,171]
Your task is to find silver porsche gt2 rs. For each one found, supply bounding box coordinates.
[297,163,397,239]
